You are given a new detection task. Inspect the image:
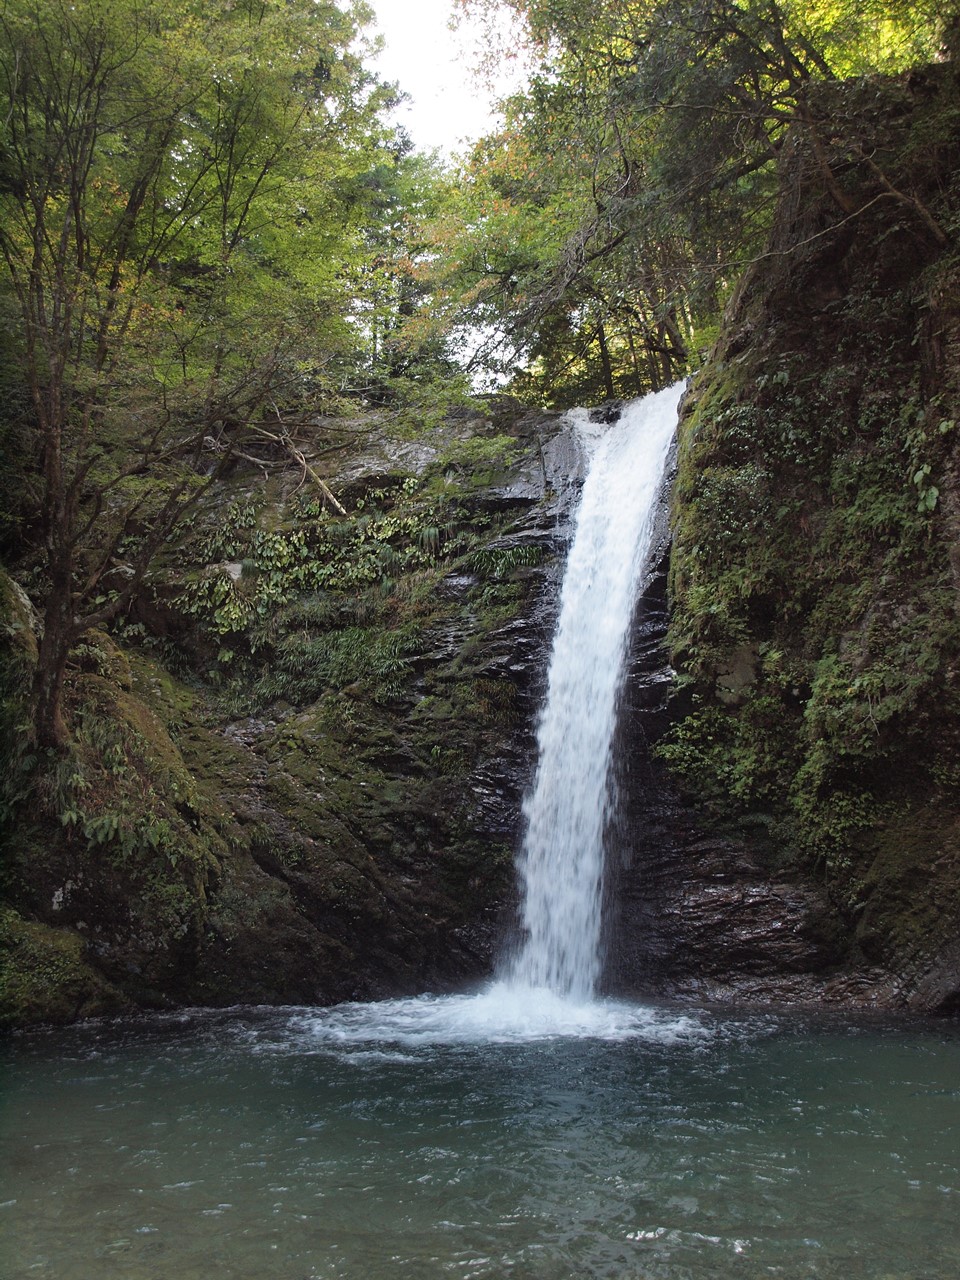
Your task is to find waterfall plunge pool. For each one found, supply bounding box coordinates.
[7,393,958,1276]
[3,995,960,1279]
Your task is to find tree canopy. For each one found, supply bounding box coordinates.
[0,0,433,745]
[431,0,949,404]
[0,0,956,746]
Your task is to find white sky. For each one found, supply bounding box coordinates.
[365,0,527,157]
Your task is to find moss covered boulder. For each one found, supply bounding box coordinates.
[661,67,960,1010]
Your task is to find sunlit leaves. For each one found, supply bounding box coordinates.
[0,0,413,743]
[444,0,948,401]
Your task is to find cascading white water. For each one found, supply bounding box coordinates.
[504,382,685,999]
[298,381,689,1042]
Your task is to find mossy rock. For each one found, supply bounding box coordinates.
[0,908,129,1027]
[660,70,960,1005]
[2,647,238,1016]
[852,807,960,964]
[0,565,38,665]
[70,630,133,689]
[0,390,560,1022]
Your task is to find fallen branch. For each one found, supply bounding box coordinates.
[852,144,949,247]
[244,424,348,514]
[290,446,348,515]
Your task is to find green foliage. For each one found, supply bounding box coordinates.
[0,0,392,425]
[0,0,455,744]
[441,0,947,401]
[176,474,488,648]
[264,625,420,704]
[170,433,542,711]
[467,544,543,578]
[436,433,521,477]
[42,685,209,891]
[661,68,960,883]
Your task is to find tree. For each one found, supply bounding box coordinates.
[339,144,464,396]
[0,0,389,748]
[443,0,947,401]
[416,58,697,404]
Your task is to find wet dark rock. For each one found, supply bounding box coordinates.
[588,400,626,424]
[7,364,958,1022]
[608,801,845,998]
[601,540,958,1013]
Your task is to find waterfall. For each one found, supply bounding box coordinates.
[504,382,684,1000]
[293,383,687,1042]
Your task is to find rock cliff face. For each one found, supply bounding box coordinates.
[607,555,960,1015]
[646,65,960,1013]
[0,403,600,1024]
[176,405,598,1009]
[4,70,960,1025]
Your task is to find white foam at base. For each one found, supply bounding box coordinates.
[291,985,704,1048]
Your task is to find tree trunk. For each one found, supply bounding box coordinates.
[596,323,616,399]
[32,566,74,752]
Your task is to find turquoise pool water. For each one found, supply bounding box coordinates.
[2,998,958,1279]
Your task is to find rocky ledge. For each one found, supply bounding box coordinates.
[4,386,960,1024]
